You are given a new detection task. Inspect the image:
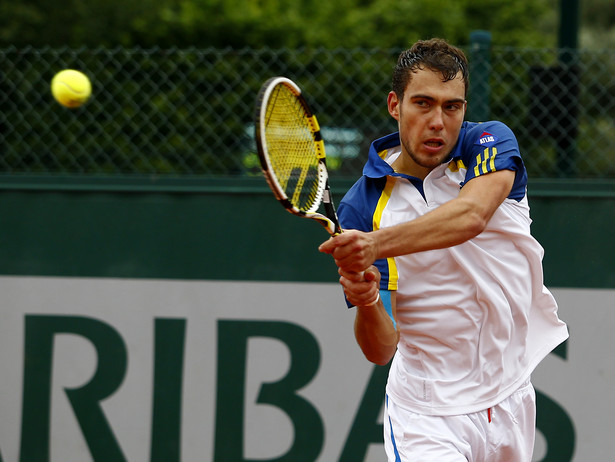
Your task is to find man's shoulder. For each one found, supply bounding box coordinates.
[339,175,391,231]
[461,120,516,146]
[455,120,520,163]
[341,175,387,207]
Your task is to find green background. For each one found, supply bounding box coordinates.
[0,177,613,288]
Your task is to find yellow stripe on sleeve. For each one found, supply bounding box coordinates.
[490,147,497,171]
[474,152,482,176]
[474,147,498,176]
[481,148,489,174]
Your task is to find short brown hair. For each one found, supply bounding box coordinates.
[392,38,469,100]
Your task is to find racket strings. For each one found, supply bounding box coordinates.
[264,86,322,212]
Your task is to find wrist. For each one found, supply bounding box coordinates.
[371,228,385,261]
[363,292,380,306]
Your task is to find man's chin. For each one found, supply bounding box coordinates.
[415,154,449,169]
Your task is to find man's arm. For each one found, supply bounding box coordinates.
[338,267,399,365]
[319,169,516,272]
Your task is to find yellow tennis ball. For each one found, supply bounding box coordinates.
[51,69,92,108]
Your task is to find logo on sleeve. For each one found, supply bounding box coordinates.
[476,132,498,146]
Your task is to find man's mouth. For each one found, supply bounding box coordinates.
[424,139,445,149]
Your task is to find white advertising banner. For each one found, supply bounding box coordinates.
[0,276,611,461]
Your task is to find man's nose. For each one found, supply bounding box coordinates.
[429,107,444,131]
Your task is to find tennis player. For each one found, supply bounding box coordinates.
[319,38,568,461]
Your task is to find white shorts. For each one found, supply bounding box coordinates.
[384,380,536,462]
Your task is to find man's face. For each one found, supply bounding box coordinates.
[387,67,467,179]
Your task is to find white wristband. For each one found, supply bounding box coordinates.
[364,292,380,306]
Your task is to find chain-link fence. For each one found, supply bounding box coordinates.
[1,45,614,181]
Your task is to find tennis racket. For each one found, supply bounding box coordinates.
[254,77,342,236]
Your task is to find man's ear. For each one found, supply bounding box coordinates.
[387,91,400,121]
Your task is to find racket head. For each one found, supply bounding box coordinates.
[255,77,341,235]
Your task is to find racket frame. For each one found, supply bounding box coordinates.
[255,77,342,235]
